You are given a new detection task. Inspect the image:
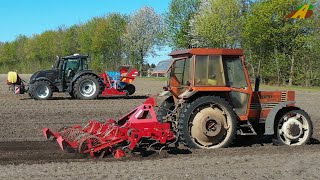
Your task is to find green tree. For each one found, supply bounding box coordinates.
[242,0,317,85]
[91,14,127,71]
[190,0,243,48]
[62,25,80,55]
[123,7,164,73]
[165,0,201,49]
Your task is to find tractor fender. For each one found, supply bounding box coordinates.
[159,90,172,97]
[32,77,54,85]
[70,71,101,92]
[28,77,54,93]
[178,90,198,99]
[264,101,296,135]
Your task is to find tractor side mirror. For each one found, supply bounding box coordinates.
[254,76,260,92]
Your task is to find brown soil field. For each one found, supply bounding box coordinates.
[0,74,320,179]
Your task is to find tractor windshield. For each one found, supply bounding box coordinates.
[194,55,226,86]
[153,60,173,74]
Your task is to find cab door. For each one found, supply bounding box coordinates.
[63,59,81,83]
[169,57,192,97]
[223,56,252,120]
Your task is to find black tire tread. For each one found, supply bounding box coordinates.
[29,80,53,100]
[73,74,100,100]
[157,96,174,123]
[178,95,237,149]
[123,84,135,95]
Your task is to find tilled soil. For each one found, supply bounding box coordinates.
[1,74,320,179]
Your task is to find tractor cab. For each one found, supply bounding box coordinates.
[53,54,89,83]
[163,48,251,117]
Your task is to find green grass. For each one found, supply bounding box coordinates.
[260,84,320,92]
[137,77,168,81]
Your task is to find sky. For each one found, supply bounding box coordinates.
[0,0,172,64]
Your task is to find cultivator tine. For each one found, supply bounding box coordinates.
[42,128,57,139]
[113,149,125,159]
[147,141,159,151]
[57,136,66,151]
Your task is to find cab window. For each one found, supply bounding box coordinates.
[64,59,80,79]
[172,58,191,85]
[224,57,248,88]
[194,55,225,86]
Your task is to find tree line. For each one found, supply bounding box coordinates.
[0,0,319,86]
[166,0,320,86]
[0,7,162,74]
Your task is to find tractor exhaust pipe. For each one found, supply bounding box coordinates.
[254,76,260,92]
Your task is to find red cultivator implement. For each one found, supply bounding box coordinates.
[43,97,176,158]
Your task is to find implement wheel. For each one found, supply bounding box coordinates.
[274,109,313,146]
[123,84,135,95]
[178,96,237,149]
[78,135,102,154]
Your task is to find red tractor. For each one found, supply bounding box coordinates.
[43,48,313,159]
[8,54,138,100]
[157,48,313,147]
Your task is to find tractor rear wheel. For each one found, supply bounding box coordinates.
[30,80,53,100]
[178,96,237,149]
[73,75,100,100]
[274,109,313,146]
[157,96,174,123]
[69,91,75,98]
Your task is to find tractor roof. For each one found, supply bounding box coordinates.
[169,48,244,57]
[62,54,88,59]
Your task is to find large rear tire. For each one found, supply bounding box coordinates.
[30,80,53,100]
[73,75,100,100]
[274,109,313,146]
[178,96,237,149]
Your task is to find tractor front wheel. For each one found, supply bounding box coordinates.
[30,80,53,100]
[178,96,237,149]
[69,91,75,98]
[274,109,313,146]
[73,75,100,100]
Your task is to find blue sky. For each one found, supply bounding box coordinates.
[0,0,172,64]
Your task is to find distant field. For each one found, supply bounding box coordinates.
[0,74,320,179]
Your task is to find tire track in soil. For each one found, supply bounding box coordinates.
[1,140,320,166]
